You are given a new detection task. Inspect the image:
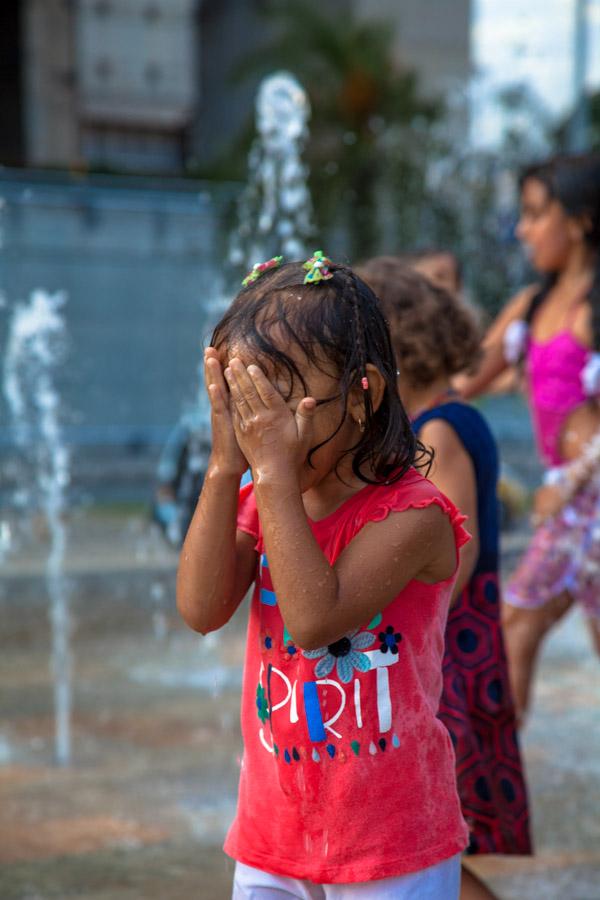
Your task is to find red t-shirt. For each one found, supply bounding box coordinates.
[224,468,470,883]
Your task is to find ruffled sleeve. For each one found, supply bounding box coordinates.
[363,471,471,558]
[237,481,259,541]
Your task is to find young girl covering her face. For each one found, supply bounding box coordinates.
[456,153,600,726]
[359,258,532,900]
[177,254,470,899]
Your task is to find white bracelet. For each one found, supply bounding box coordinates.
[542,466,568,488]
[543,430,600,500]
[581,353,600,396]
[503,319,528,365]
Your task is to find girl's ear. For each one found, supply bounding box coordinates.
[349,364,386,425]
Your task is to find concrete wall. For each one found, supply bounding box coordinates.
[0,171,238,450]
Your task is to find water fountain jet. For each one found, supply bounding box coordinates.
[3,289,72,766]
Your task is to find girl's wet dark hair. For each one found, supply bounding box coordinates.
[521,153,600,349]
[211,260,431,484]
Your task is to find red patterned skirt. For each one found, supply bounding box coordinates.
[438,571,532,855]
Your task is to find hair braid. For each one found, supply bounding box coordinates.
[347,272,373,417]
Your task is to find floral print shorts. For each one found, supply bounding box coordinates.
[505,473,600,620]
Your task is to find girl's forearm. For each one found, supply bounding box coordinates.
[176,465,244,633]
[253,476,341,649]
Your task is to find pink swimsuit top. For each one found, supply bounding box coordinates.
[527,329,590,466]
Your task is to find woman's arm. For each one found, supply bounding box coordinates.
[418,418,479,602]
[455,286,537,399]
[176,349,257,634]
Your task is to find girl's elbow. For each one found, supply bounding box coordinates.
[281,617,317,651]
[177,600,204,634]
[176,592,214,635]
[293,630,323,652]
[286,617,342,652]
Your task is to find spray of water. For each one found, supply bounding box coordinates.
[154,72,316,697]
[160,73,315,546]
[3,289,72,766]
[229,71,314,270]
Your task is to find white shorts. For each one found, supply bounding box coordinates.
[232,854,461,900]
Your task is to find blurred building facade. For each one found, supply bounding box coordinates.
[2,0,473,175]
[4,0,200,173]
[77,0,198,172]
[352,0,471,98]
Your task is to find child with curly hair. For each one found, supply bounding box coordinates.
[359,258,532,900]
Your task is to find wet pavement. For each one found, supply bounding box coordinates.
[1,509,599,899]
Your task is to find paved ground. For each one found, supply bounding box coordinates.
[0,508,599,899]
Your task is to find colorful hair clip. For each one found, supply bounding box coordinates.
[303,250,334,285]
[242,255,283,287]
[361,376,369,391]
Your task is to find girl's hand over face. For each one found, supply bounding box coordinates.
[224,358,316,483]
[204,348,248,477]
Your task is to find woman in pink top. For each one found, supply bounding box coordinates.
[177,254,469,897]
[458,153,600,726]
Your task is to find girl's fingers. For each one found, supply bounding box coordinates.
[225,359,262,416]
[207,381,227,415]
[204,351,226,389]
[247,365,282,409]
[295,397,316,449]
[230,405,248,442]
[205,357,228,410]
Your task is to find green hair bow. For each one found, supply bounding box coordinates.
[303,250,334,285]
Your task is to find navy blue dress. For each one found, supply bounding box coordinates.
[413,401,532,855]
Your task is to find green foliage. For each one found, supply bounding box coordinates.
[589,91,600,151]
[198,0,540,313]
[553,90,600,153]
[225,0,444,259]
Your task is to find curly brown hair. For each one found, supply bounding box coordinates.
[357,256,482,388]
